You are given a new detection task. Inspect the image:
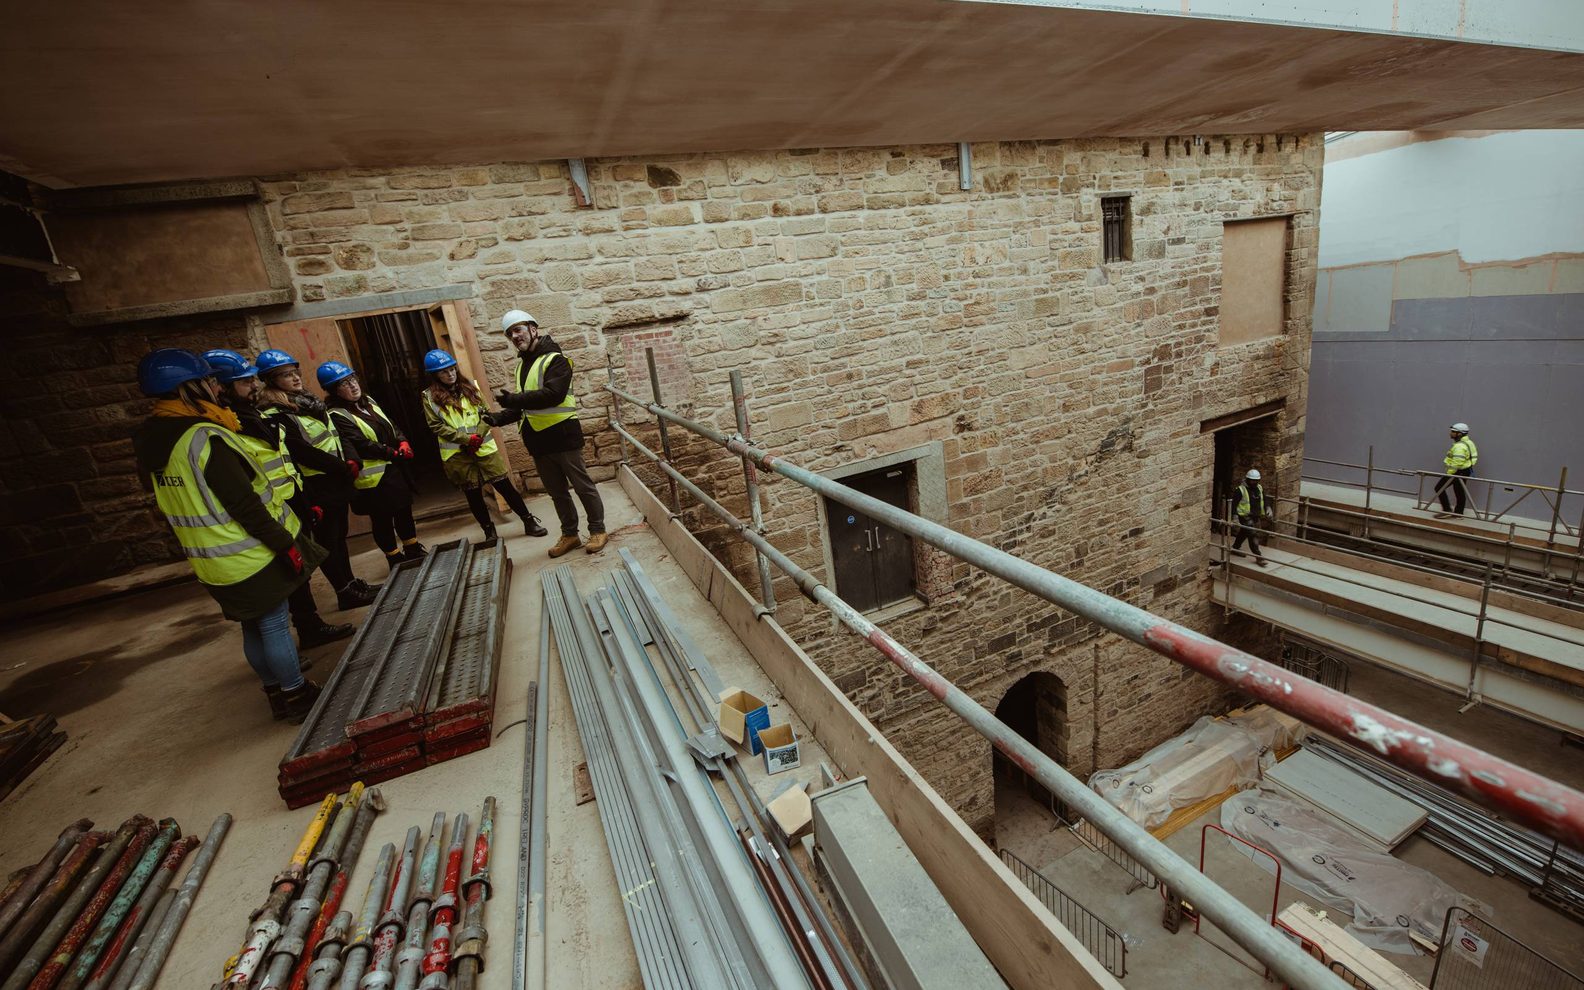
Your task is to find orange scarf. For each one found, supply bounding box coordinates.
[150,397,242,433]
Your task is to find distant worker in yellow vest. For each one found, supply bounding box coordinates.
[1212,468,1273,569]
[493,310,608,557]
[420,348,548,542]
[132,348,325,723]
[1435,422,1478,518]
[204,349,356,653]
[319,361,427,571]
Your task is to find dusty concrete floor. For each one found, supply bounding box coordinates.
[0,480,833,989]
[996,660,1584,987]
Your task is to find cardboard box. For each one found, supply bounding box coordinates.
[759,723,801,774]
[717,688,771,755]
[767,781,813,839]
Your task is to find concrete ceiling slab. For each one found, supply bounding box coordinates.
[3,0,1584,187]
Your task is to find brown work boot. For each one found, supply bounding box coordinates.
[584,532,609,554]
[548,535,582,558]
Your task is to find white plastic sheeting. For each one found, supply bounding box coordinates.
[1220,788,1476,954]
[1088,708,1298,829]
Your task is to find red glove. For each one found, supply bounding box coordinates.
[310,505,324,524]
[467,434,484,451]
[283,546,305,575]
[346,459,361,478]
[396,441,414,460]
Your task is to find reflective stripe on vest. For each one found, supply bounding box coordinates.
[425,392,498,461]
[234,429,301,501]
[152,424,301,586]
[330,402,393,489]
[515,352,578,433]
[1445,437,1478,473]
[267,406,344,477]
[1236,483,1264,520]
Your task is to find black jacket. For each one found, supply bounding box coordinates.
[326,396,413,510]
[267,395,356,505]
[494,336,584,455]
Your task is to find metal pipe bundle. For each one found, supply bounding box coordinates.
[3,816,151,990]
[123,813,231,990]
[322,843,394,990]
[84,834,198,990]
[287,789,385,990]
[225,794,337,986]
[302,911,352,990]
[392,815,445,990]
[451,797,494,990]
[418,814,465,990]
[0,820,92,943]
[361,826,420,990]
[261,785,383,990]
[58,818,180,990]
[0,830,109,976]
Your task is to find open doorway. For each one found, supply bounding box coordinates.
[992,671,1069,815]
[1206,406,1284,528]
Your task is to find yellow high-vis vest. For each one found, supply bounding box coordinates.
[329,401,394,490]
[1445,436,1478,473]
[268,406,344,478]
[152,423,301,586]
[234,427,302,502]
[515,352,578,432]
[425,392,498,461]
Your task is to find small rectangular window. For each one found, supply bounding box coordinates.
[1101,196,1132,263]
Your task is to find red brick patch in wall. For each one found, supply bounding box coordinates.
[617,325,693,408]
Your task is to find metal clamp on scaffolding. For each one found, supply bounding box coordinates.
[604,351,1584,990]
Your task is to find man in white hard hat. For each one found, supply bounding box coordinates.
[1434,422,1478,518]
[1218,468,1273,567]
[492,309,608,556]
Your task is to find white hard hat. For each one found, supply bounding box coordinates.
[501,309,537,333]
[1450,422,1469,433]
[1245,469,1261,481]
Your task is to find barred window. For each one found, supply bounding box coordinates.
[1101,196,1132,263]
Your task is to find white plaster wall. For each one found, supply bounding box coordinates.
[1318,130,1584,268]
[988,0,1584,50]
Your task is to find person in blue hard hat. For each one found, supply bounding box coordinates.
[131,348,324,723]
[318,360,426,570]
[255,349,379,610]
[204,349,356,652]
[420,348,548,541]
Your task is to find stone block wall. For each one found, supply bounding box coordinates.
[1,134,1321,834]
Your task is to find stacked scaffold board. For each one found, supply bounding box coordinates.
[277,539,511,808]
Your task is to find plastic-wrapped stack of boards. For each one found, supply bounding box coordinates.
[0,811,231,990]
[214,784,497,990]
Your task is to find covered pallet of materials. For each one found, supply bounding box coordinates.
[1088,705,1299,829]
[1222,788,1476,954]
[277,539,510,806]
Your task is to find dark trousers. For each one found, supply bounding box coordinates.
[531,450,605,536]
[1232,518,1263,557]
[315,501,354,590]
[1436,469,1473,514]
[462,479,535,533]
[370,505,418,554]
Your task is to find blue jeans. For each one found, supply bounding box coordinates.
[241,600,306,691]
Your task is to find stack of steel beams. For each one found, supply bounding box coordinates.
[277,539,511,807]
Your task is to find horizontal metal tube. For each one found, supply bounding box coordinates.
[608,420,1341,990]
[607,384,1584,852]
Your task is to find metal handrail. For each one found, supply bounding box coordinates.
[998,848,1128,978]
[1303,451,1583,543]
[605,359,1584,990]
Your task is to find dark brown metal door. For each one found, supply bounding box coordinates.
[826,466,916,612]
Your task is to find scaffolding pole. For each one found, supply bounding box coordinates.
[605,382,1584,852]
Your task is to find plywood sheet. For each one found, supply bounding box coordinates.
[1220,217,1289,345]
[1265,749,1427,848]
[265,317,350,397]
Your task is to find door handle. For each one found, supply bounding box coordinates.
[865,529,873,552]
[873,526,882,546]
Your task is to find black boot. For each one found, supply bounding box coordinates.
[297,619,356,649]
[384,550,406,572]
[519,513,549,538]
[351,577,383,596]
[280,680,323,725]
[402,541,429,562]
[480,517,497,542]
[336,580,379,610]
[263,685,288,721]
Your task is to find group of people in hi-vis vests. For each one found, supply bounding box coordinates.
[132,304,608,723]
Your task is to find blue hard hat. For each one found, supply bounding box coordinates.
[202,349,258,383]
[256,349,299,375]
[317,361,356,389]
[423,349,458,374]
[137,348,213,397]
